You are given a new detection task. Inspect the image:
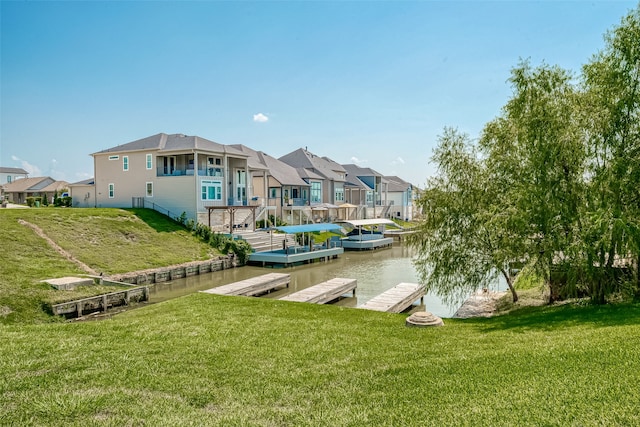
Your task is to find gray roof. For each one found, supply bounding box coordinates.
[384,176,412,192]
[70,178,95,186]
[0,167,29,175]
[93,133,247,157]
[279,148,346,182]
[228,145,309,186]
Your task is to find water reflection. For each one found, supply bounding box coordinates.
[149,244,460,317]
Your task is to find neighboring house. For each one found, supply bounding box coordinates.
[0,167,29,185]
[91,133,250,225]
[2,177,69,204]
[342,164,389,218]
[229,145,311,223]
[69,178,95,208]
[279,148,347,207]
[384,175,415,221]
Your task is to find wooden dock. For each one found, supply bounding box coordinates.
[280,278,357,304]
[359,282,426,313]
[201,273,290,296]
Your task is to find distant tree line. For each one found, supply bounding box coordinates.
[410,6,640,305]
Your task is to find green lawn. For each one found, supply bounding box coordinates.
[1,294,639,426]
[2,207,639,425]
[0,208,217,323]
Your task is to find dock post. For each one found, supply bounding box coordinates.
[102,295,108,312]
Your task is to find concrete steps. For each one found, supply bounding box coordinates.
[233,230,297,253]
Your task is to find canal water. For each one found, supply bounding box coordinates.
[148,244,487,318]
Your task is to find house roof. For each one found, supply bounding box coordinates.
[2,177,67,193]
[70,178,95,186]
[229,145,309,187]
[0,167,29,175]
[342,163,386,190]
[384,176,412,192]
[279,148,346,182]
[295,167,324,181]
[92,133,247,157]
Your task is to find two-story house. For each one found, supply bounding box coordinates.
[384,175,415,221]
[342,164,389,218]
[279,148,347,207]
[0,167,29,186]
[92,133,250,225]
[228,145,311,224]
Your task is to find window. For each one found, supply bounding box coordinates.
[146,154,152,170]
[146,182,153,197]
[201,180,222,201]
[108,155,119,160]
[270,188,277,198]
[366,190,373,204]
[236,170,246,201]
[310,182,322,203]
[123,156,129,171]
[7,176,11,183]
[335,188,344,202]
[108,183,115,198]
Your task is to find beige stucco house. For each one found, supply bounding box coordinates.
[92,133,251,225]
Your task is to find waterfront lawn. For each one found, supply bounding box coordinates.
[0,209,216,323]
[1,294,639,426]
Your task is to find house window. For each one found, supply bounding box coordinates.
[201,180,222,201]
[235,170,246,202]
[108,183,115,198]
[7,176,11,183]
[146,154,153,170]
[108,155,119,160]
[366,190,373,204]
[270,188,277,198]
[310,182,322,203]
[146,182,153,197]
[335,188,344,202]
[123,156,129,171]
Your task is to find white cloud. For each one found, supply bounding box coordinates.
[351,156,367,165]
[11,155,42,176]
[391,157,405,166]
[253,113,269,123]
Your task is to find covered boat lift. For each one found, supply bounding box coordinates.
[335,218,399,250]
[248,223,345,267]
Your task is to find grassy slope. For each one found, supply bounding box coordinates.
[0,208,217,323]
[1,295,639,426]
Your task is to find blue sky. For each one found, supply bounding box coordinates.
[1,1,636,187]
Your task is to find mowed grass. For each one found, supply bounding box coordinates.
[1,294,639,426]
[0,208,217,323]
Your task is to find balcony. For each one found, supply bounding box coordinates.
[157,167,225,177]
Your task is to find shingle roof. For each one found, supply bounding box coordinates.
[93,133,247,157]
[2,177,64,192]
[70,178,95,186]
[229,145,309,186]
[279,148,346,182]
[0,167,29,175]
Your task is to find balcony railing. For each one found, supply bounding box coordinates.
[157,167,224,177]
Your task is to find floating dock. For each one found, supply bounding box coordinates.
[248,247,344,267]
[280,278,357,304]
[201,273,290,296]
[359,282,426,313]
[339,236,394,250]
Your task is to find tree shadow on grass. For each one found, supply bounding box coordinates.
[464,302,640,333]
[128,208,185,233]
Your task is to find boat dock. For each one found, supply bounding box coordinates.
[359,282,426,313]
[201,273,290,296]
[280,278,357,304]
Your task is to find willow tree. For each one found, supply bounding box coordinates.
[480,61,585,302]
[580,5,640,302]
[409,127,522,304]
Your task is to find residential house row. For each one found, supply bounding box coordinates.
[5,133,420,228]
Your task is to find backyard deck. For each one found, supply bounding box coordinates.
[359,282,426,313]
[201,273,290,296]
[280,278,357,304]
